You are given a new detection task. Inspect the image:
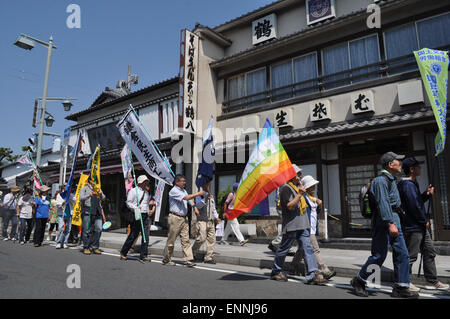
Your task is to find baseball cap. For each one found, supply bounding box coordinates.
[379,151,405,166]
[402,157,425,170]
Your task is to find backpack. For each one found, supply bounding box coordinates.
[359,173,392,219]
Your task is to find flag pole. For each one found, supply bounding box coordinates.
[130,149,146,243]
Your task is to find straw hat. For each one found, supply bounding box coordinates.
[11,186,20,193]
[40,185,51,192]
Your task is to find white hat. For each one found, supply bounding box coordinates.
[301,175,319,189]
[137,175,149,185]
[292,164,302,174]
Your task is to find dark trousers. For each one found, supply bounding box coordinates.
[33,218,47,245]
[405,230,438,284]
[121,213,150,259]
[19,218,34,242]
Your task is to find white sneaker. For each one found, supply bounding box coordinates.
[56,245,61,249]
[3,238,10,241]
[425,282,450,291]
[409,283,421,292]
[64,245,69,249]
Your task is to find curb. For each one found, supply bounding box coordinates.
[99,239,450,285]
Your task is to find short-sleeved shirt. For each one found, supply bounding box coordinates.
[34,195,50,219]
[169,186,188,216]
[18,195,34,219]
[224,192,235,210]
[280,184,310,234]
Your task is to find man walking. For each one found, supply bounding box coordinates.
[2,186,20,242]
[351,152,419,298]
[192,182,221,264]
[79,177,106,255]
[397,157,449,291]
[120,175,155,262]
[270,167,327,285]
[55,184,77,249]
[162,174,204,267]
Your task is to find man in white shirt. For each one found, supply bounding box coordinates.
[2,186,20,241]
[55,184,77,249]
[120,175,155,262]
[162,174,205,267]
[192,182,221,264]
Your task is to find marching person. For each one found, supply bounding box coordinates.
[2,186,20,242]
[120,175,155,262]
[301,175,336,280]
[17,187,34,245]
[162,174,204,267]
[79,177,106,255]
[270,167,327,285]
[221,183,248,246]
[351,152,418,299]
[32,185,51,247]
[192,182,221,264]
[397,157,449,291]
[55,184,77,249]
[269,165,302,254]
[48,198,59,242]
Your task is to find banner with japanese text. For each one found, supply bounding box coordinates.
[414,48,449,156]
[71,173,90,226]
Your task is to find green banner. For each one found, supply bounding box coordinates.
[414,48,449,156]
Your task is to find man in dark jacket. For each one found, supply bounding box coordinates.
[397,157,449,291]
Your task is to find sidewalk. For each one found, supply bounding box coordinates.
[99,231,450,286]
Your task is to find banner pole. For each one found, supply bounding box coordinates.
[130,149,146,244]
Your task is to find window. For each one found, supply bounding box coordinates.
[416,12,450,49]
[271,60,293,101]
[161,98,178,138]
[293,52,318,96]
[227,68,267,108]
[87,123,123,152]
[322,35,380,89]
[384,23,418,74]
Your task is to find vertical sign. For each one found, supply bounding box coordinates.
[179,29,199,134]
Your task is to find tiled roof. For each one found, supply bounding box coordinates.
[215,108,436,151]
[66,76,178,121]
[210,0,402,68]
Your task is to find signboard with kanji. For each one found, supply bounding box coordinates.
[179,29,199,134]
[273,108,293,128]
[306,0,336,25]
[351,90,375,114]
[310,100,332,121]
[252,13,277,45]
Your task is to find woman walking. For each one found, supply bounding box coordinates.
[17,187,34,245]
[32,185,51,247]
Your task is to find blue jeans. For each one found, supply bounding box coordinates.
[2,209,18,239]
[82,214,102,250]
[56,216,72,247]
[272,229,318,281]
[19,218,33,242]
[358,213,410,287]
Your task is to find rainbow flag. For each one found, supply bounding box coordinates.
[226,119,296,220]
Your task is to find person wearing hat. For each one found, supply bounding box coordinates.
[270,166,327,285]
[32,185,51,247]
[221,182,248,246]
[299,175,336,280]
[351,151,419,298]
[17,187,34,244]
[269,164,302,254]
[120,175,155,262]
[2,185,20,241]
[397,157,449,291]
[79,176,106,255]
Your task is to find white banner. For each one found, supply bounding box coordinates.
[153,180,165,222]
[120,144,133,179]
[117,110,174,186]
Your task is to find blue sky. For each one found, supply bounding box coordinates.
[0,0,274,156]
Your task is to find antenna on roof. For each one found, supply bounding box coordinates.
[116,65,139,93]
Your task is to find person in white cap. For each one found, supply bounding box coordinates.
[120,175,155,262]
[300,175,336,280]
[2,186,20,241]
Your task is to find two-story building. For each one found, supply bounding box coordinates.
[187,0,450,240]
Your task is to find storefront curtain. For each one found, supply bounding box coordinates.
[349,35,380,83]
[293,53,318,96]
[271,60,293,101]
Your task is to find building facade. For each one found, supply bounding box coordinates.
[188,0,450,239]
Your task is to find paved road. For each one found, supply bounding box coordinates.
[0,240,446,300]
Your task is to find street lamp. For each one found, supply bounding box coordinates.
[44,112,55,127]
[14,33,58,167]
[62,100,73,111]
